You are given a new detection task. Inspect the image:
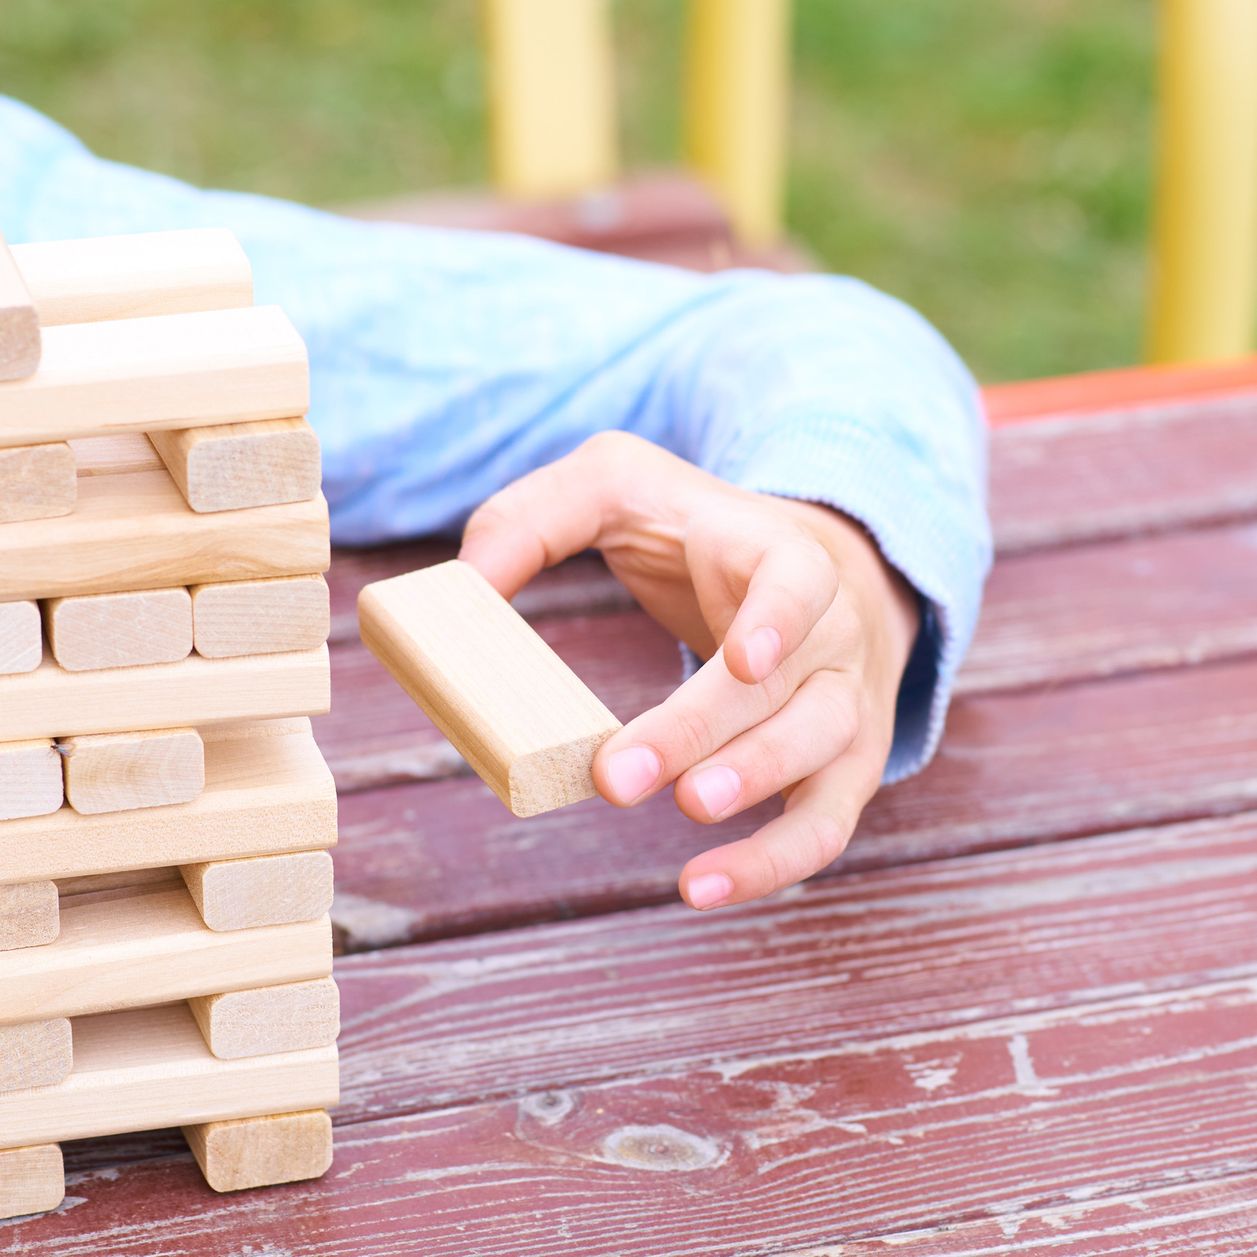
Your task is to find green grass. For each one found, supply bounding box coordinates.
[0,0,1156,381]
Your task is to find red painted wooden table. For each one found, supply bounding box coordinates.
[6,360,1257,1255]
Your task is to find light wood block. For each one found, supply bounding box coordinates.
[0,1020,73,1093]
[359,560,622,816]
[192,574,330,658]
[0,738,63,821]
[11,228,252,325]
[72,432,162,477]
[61,727,204,816]
[181,851,334,932]
[0,306,308,449]
[185,1109,333,1193]
[0,600,41,676]
[0,723,336,885]
[0,881,59,952]
[0,466,329,603]
[44,586,192,672]
[0,442,75,524]
[0,1145,64,1220]
[0,882,331,1026]
[0,232,40,381]
[190,978,340,1060]
[151,417,321,513]
[0,646,330,742]
[0,1002,339,1149]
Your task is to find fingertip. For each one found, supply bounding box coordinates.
[681,869,735,911]
[595,742,662,807]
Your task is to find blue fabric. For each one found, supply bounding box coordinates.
[0,96,992,781]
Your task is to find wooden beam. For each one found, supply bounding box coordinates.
[71,432,162,478]
[192,574,330,658]
[0,305,308,449]
[0,882,331,1025]
[181,850,334,931]
[0,723,336,885]
[61,727,204,816]
[44,586,192,673]
[185,1109,333,1193]
[0,442,75,524]
[0,231,40,381]
[0,738,63,821]
[0,1145,63,1220]
[0,1001,339,1149]
[150,417,321,513]
[0,645,329,742]
[358,560,621,816]
[0,1020,73,1093]
[0,881,59,952]
[190,978,340,1060]
[10,228,252,326]
[0,600,41,676]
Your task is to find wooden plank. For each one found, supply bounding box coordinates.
[0,1145,63,1221]
[190,978,340,1060]
[0,599,41,676]
[0,466,330,603]
[44,586,192,672]
[0,442,75,524]
[358,561,621,816]
[0,738,63,821]
[192,574,330,658]
[0,306,308,449]
[0,232,40,381]
[151,417,321,513]
[0,646,329,742]
[184,1109,333,1193]
[0,881,58,952]
[11,228,252,325]
[0,882,332,1025]
[0,1020,72,1093]
[71,432,162,478]
[181,851,334,932]
[0,1001,339,1150]
[0,724,336,885]
[61,727,204,816]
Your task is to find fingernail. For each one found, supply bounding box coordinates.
[603,745,662,804]
[744,626,783,682]
[691,764,741,819]
[687,872,734,910]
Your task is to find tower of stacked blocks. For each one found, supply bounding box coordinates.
[0,229,339,1219]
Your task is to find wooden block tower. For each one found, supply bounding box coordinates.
[0,229,339,1219]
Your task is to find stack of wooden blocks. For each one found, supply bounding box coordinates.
[0,229,339,1219]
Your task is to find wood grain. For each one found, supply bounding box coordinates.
[0,600,41,676]
[11,228,252,325]
[71,433,163,478]
[184,1109,333,1193]
[190,978,340,1060]
[44,586,192,673]
[0,466,330,603]
[0,1020,72,1093]
[0,232,40,381]
[0,306,307,449]
[181,851,334,932]
[192,574,330,658]
[0,443,75,524]
[0,1145,62,1221]
[0,738,63,821]
[61,727,204,816]
[0,881,58,952]
[151,417,321,513]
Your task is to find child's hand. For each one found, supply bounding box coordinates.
[459,433,920,910]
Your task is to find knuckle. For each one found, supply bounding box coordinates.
[798,809,854,871]
[578,429,644,467]
[667,704,718,768]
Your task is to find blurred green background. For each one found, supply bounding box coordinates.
[0,0,1154,382]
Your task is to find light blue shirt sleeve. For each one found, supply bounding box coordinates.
[0,96,992,781]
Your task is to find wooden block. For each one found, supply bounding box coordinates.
[0,600,41,676]
[358,560,622,817]
[190,978,340,1060]
[44,586,192,672]
[11,228,252,325]
[0,882,331,1025]
[0,646,330,742]
[0,232,40,381]
[0,442,75,523]
[185,1109,333,1193]
[0,306,308,449]
[192,574,330,658]
[0,1145,64,1220]
[0,739,63,821]
[0,1002,339,1149]
[0,1020,73,1093]
[61,727,204,816]
[0,723,336,885]
[0,881,59,952]
[71,432,162,477]
[151,417,322,513]
[181,851,334,932]
[0,466,330,603]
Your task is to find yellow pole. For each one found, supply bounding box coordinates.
[482,0,618,199]
[684,0,791,247]
[1148,0,1257,363]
